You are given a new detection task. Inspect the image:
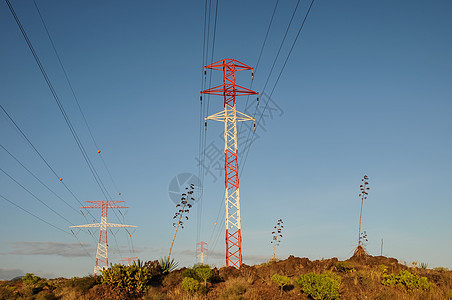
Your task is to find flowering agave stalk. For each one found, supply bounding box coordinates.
[168,183,195,260]
[354,175,370,257]
[271,219,284,260]
[358,175,370,247]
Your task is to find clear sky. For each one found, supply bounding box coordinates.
[1,0,451,279]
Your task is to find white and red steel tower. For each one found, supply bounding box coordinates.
[120,257,138,266]
[201,59,258,268]
[71,201,136,275]
[197,241,208,265]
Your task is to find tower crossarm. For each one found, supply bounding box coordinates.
[70,223,136,228]
[201,84,258,97]
[206,109,255,122]
[205,58,254,71]
[70,223,101,228]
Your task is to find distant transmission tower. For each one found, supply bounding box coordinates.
[197,241,208,265]
[71,201,136,275]
[201,59,258,268]
[120,257,138,266]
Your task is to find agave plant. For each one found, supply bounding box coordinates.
[159,256,179,274]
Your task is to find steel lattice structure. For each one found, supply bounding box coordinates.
[70,201,136,275]
[201,59,258,268]
[197,241,208,265]
[120,257,138,266]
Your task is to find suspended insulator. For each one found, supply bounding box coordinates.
[200,95,202,103]
[204,69,207,78]
[251,71,254,80]
[204,121,207,130]
[253,122,256,131]
[257,97,259,105]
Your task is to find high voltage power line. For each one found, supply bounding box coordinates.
[240,0,316,176]
[197,0,219,257]
[0,167,75,226]
[31,0,136,254]
[4,0,135,257]
[0,192,94,260]
[239,0,305,168]
[1,104,96,223]
[5,0,112,203]
[0,193,70,235]
[240,0,280,135]
[3,0,315,268]
[32,0,125,203]
[0,143,79,214]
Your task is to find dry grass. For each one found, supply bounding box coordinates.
[220,276,250,299]
[53,287,81,300]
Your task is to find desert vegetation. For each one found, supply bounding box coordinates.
[1,253,452,299]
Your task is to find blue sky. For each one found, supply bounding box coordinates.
[1,0,451,279]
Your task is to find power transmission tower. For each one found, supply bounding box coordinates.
[201,59,258,268]
[197,241,208,265]
[120,257,138,266]
[71,201,136,275]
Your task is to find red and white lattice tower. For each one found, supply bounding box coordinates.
[70,201,136,275]
[197,241,208,265]
[201,59,258,268]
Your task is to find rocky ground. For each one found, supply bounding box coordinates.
[1,253,452,299]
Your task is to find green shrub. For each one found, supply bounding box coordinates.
[271,274,291,296]
[296,272,341,300]
[195,265,214,286]
[101,260,161,297]
[335,261,355,273]
[182,267,197,279]
[181,277,200,293]
[22,273,45,286]
[21,273,48,294]
[381,270,430,290]
[182,264,214,285]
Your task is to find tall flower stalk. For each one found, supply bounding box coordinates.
[354,175,370,257]
[168,184,195,260]
[271,219,284,260]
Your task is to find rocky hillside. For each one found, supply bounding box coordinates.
[1,254,451,299]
